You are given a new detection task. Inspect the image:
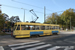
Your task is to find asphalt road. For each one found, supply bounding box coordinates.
[0,32,75,50]
[0,32,70,46]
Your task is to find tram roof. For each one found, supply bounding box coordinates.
[15,22,59,26]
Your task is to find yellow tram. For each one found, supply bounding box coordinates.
[11,22,60,38]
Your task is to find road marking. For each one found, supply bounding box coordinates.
[9,41,40,47]
[26,44,51,50]
[47,46,75,50]
[47,46,60,50]
[11,42,45,50]
[64,46,74,50]
[0,46,4,50]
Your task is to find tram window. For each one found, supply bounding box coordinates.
[55,26,59,29]
[54,26,55,29]
[52,26,55,29]
[57,26,58,29]
[46,26,49,30]
[35,26,40,30]
[30,26,33,30]
[21,25,39,30]
[21,25,26,30]
[28,25,40,30]
[52,26,53,29]
[21,25,30,30]
[26,25,30,30]
[16,25,20,30]
[55,26,56,29]
[51,26,53,29]
[57,26,59,29]
[13,25,17,31]
[30,25,35,30]
[41,26,45,30]
[56,26,57,29]
[50,26,52,29]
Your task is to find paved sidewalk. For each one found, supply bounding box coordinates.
[60,30,75,34]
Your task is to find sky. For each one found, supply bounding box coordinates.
[0,0,75,23]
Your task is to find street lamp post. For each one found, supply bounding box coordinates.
[24,9,25,22]
[21,8,25,22]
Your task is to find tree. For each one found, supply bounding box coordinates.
[0,14,5,30]
[45,13,59,24]
[61,8,75,28]
[45,8,75,29]
[7,21,11,29]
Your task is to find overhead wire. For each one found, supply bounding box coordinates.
[11,0,54,12]
[0,4,45,14]
[0,4,27,10]
[11,0,65,14]
[0,2,64,15]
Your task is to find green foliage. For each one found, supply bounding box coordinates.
[46,13,59,24]
[0,10,2,13]
[7,22,11,29]
[0,14,5,30]
[45,8,75,29]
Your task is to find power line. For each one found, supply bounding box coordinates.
[0,4,64,16]
[11,0,53,12]
[11,0,65,13]
[0,4,45,14]
[0,4,27,10]
[55,11,64,13]
[12,0,43,9]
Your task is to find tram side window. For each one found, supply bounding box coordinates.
[41,26,45,30]
[52,26,53,30]
[21,25,30,30]
[52,26,55,30]
[57,26,59,29]
[26,25,30,30]
[30,25,35,30]
[21,25,40,30]
[16,25,20,30]
[54,26,55,29]
[55,26,59,29]
[46,26,49,30]
[56,26,58,29]
[28,25,40,30]
[55,26,56,29]
[50,26,52,30]
[21,25,26,30]
[35,26,40,30]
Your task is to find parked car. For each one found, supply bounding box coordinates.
[2,29,11,32]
